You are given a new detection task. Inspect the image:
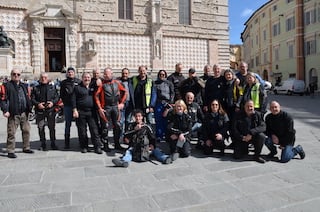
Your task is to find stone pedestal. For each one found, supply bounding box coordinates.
[0,48,14,76]
[152,58,163,72]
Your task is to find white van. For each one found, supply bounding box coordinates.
[273,79,305,95]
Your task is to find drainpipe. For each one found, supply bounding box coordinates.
[296,0,305,81]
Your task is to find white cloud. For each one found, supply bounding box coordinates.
[241,8,253,17]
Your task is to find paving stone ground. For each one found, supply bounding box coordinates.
[0,94,319,212]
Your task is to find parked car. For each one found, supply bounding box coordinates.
[273,79,305,96]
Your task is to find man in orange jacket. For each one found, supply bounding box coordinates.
[95,67,127,152]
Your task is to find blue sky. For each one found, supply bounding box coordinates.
[229,0,269,44]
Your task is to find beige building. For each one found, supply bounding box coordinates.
[0,0,229,77]
[241,0,320,89]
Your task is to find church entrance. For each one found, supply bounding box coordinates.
[44,28,65,72]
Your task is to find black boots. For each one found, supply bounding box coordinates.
[103,139,111,152]
[64,134,70,149]
[51,141,58,150]
[40,141,47,151]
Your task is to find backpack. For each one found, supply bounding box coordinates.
[131,126,150,162]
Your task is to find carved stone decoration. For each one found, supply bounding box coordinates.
[30,20,42,73]
[67,22,78,67]
[151,0,163,69]
[84,39,97,57]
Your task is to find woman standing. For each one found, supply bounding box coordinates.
[153,70,174,140]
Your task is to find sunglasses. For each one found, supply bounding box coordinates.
[12,73,21,76]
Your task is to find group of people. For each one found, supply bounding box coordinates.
[0,62,305,167]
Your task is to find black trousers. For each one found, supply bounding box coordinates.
[36,110,56,142]
[167,136,191,158]
[101,105,121,146]
[76,110,101,149]
[203,139,225,155]
[233,132,265,159]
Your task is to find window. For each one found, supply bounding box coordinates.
[288,44,294,58]
[274,47,279,61]
[273,5,277,11]
[255,56,260,66]
[179,0,191,25]
[250,59,254,68]
[118,0,133,20]
[262,13,265,18]
[263,30,266,41]
[263,51,267,64]
[305,40,316,55]
[273,22,281,36]
[256,35,258,45]
[286,16,295,31]
[304,9,317,25]
[287,0,294,3]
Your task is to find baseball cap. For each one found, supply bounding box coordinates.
[188,68,196,74]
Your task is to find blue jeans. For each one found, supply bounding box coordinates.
[154,102,167,138]
[122,147,168,163]
[120,108,133,136]
[63,105,73,135]
[265,137,299,163]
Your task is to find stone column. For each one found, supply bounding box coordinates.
[31,20,42,74]
[66,22,78,68]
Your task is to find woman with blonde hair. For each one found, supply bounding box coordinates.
[166,99,192,157]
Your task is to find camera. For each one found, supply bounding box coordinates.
[164,102,172,110]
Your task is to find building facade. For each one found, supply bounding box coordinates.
[230,44,243,70]
[0,0,229,77]
[241,0,320,89]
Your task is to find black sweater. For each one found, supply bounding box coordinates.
[72,82,95,112]
[60,77,81,106]
[265,111,296,146]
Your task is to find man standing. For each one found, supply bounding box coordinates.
[1,69,34,158]
[72,72,102,154]
[60,67,81,149]
[204,64,225,112]
[167,63,185,101]
[265,101,305,163]
[179,68,202,104]
[95,67,127,152]
[31,72,59,151]
[232,100,266,163]
[117,68,134,133]
[131,65,156,125]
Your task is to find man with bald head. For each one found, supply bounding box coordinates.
[31,72,59,151]
[265,101,305,163]
[95,67,127,152]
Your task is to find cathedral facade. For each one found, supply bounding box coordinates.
[0,0,229,76]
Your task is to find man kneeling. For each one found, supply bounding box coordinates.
[112,109,178,167]
[265,101,305,163]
